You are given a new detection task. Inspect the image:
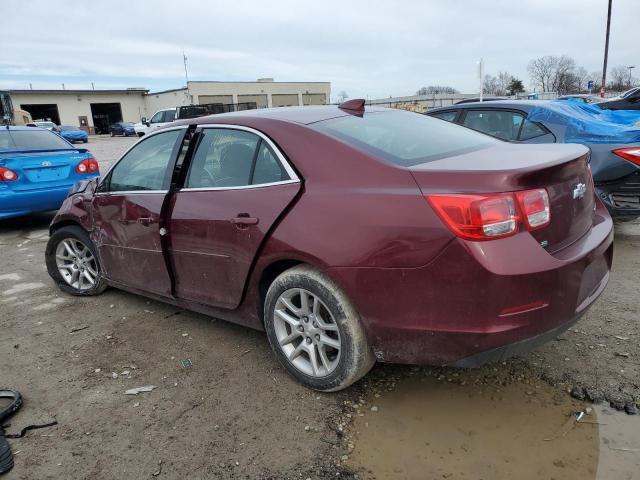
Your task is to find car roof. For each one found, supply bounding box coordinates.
[428,100,547,113]
[1,125,46,131]
[174,105,389,127]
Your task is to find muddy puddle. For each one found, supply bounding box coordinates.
[347,375,599,480]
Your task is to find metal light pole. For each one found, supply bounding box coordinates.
[600,0,612,97]
[628,66,636,87]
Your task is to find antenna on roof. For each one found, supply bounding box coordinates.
[338,98,365,115]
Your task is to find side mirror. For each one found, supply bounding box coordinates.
[141,117,147,124]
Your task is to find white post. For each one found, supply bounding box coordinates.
[478,58,484,102]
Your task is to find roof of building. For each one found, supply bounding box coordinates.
[9,88,149,95]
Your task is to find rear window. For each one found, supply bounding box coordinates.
[312,110,496,167]
[0,129,72,151]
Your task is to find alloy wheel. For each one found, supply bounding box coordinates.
[55,238,98,291]
[273,288,342,377]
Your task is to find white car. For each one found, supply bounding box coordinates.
[134,108,176,137]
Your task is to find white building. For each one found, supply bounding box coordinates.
[9,79,330,134]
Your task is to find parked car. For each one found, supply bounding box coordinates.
[0,126,99,220]
[598,87,640,110]
[455,97,509,104]
[134,108,176,136]
[34,120,59,133]
[426,100,640,219]
[58,125,89,143]
[109,121,136,137]
[556,94,603,104]
[45,101,613,391]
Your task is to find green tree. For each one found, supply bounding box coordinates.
[508,78,525,95]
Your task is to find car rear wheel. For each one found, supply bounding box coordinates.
[264,265,375,391]
[45,226,107,296]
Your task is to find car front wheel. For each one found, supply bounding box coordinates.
[45,226,107,296]
[264,265,375,391]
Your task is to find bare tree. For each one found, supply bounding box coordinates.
[497,72,514,95]
[482,75,500,95]
[416,86,459,95]
[527,56,557,92]
[608,66,629,92]
[483,72,515,96]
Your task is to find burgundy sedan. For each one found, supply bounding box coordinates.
[45,100,613,391]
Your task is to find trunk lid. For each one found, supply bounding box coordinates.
[410,143,595,253]
[0,149,89,189]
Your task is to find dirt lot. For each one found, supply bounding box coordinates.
[1,136,639,479]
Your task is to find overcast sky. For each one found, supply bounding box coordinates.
[2,0,638,100]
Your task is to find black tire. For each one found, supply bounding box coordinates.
[83,139,88,143]
[264,265,375,391]
[45,225,107,296]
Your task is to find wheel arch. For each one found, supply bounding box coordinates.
[49,218,88,236]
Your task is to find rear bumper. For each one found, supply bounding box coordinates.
[329,202,614,366]
[0,185,74,219]
[596,171,640,219]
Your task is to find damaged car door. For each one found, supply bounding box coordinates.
[91,128,185,296]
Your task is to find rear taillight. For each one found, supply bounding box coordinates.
[515,188,550,230]
[612,147,640,167]
[0,167,18,182]
[427,188,550,241]
[76,158,99,174]
[427,193,518,240]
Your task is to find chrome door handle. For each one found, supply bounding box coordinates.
[230,216,259,226]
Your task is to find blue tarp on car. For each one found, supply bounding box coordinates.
[527,99,640,144]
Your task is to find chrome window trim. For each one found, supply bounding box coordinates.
[97,126,188,189]
[195,124,299,182]
[94,190,168,196]
[179,179,299,193]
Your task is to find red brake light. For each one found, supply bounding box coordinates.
[427,193,518,240]
[613,148,640,167]
[76,158,99,174]
[0,167,18,181]
[427,188,551,241]
[515,188,550,230]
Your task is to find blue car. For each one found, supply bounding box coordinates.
[58,125,89,143]
[426,100,640,219]
[0,126,99,220]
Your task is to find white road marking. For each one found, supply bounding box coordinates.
[2,282,46,296]
[0,273,21,282]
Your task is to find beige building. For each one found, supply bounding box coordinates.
[9,79,330,134]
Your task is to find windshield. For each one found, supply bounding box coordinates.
[0,129,72,151]
[312,110,497,167]
[621,87,640,98]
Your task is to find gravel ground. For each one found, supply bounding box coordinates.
[0,136,638,479]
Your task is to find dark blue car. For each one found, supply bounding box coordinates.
[58,125,89,143]
[109,121,136,137]
[426,100,640,219]
[0,126,99,220]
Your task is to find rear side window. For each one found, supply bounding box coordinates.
[462,110,524,141]
[186,128,291,188]
[429,110,457,122]
[312,110,496,167]
[0,129,71,151]
[519,119,548,140]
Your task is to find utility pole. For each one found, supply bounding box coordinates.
[478,58,484,102]
[183,50,191,105]
[600,0,612,98]
[628,66,636,87]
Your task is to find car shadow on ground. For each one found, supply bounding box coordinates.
[0,212,55,235]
